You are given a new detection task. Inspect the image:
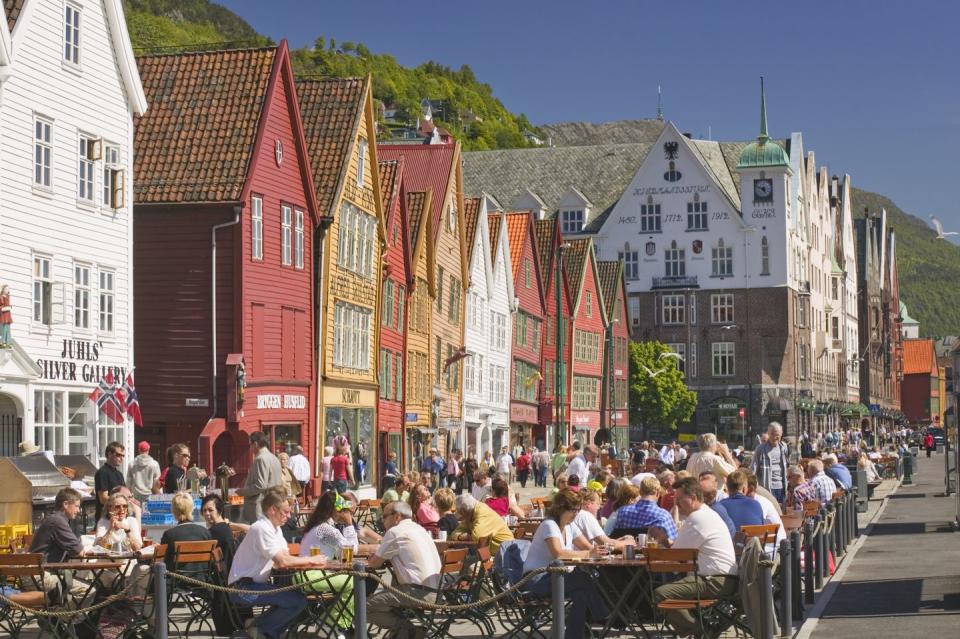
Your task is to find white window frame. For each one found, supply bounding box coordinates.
[447,200,457,233]
[665,241,685,277]
[586,291,593,317]
[63,2,81,66]
[689,342,698,378]
[251,196,263,261]
[712,342,735,377]
[294,209,304,269]
[561,209,584,234]
[641,200,661,233]
[619,250,639,280]
[281,204,292,266]
[333,301,372,370]
[77,135,95,203]
[102,144,121,208]
[666,343,686,375]
[34,117,53,189]
[760,236,770,275]
[98,269,115,334]
[687,197,708,230]
[357,138,367,188]
[33,254,53,326]
[661,294,685,325]
[35,390,65,454]
[711,293,735,324]
[629,296,641,327]
[711,239,733,277]
[73,263,90,329]
[464,354,476,394]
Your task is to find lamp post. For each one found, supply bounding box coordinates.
[555,242,570,450]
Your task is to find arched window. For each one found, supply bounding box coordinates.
[761,236,770,275]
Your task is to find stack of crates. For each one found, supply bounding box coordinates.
[142,494,202,526]
[0,524,33,553]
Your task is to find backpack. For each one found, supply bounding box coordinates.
[494,539,532,587]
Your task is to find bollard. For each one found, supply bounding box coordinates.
[153,562,168,639]
[851,490,860,537]
[830,503,842,558]
[903,451,914,485]
[812,514,824,590]
[353,560,367,639]
[779,538,793,638]
[550,561,565,639]
[790,529,804,618]
[759,560,775,639]
[816,510,829,585]
[835,497,846,551]
[803,520,815,604]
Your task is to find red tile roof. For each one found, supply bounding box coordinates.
[296,77,367,216]
[565,238,592,307]
[463,197,481,263]
[379,144,457,242]
[903,339,937,376]
[134,47,277,204]
[3,0,24,32]
[488,213,502,262]
[503,212,531,281]
[596,261,623,318]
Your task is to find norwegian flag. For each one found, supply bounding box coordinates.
[121,371,143,427]
[89,370,126,425]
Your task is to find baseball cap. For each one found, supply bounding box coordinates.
[137,441,151,453]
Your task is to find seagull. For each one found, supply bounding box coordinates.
[720,324,738,330]
[929,215,958,239]
[659,351,684,362]
[641,364,666,378]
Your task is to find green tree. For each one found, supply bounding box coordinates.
[628,341,696,437]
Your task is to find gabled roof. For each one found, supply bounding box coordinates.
[903,339,937,376]
[3,0,23,32]
[503,211,532,278]
[296,77,368,216]
[379,159,401,212]
[463,197,482,264]
[407,190,429,248]
[379,144,458,242]
[135,46,277,203]
[596,261,623,319]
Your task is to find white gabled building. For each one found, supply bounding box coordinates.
[0,0,146,461]
[461,196,514,457]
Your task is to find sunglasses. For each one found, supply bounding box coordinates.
[112,505,128,511]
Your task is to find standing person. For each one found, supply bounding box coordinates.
[163,443,191,494]
[94,442,126,522]
[278,452,301,501]
[686,433,737,482]
[320,446,335,493]
[0,284,12,347]
[516,448,531,488]
[551,444,568,482]
[126,441,160,505]
[650,477,739,637]
[460,455,477,495]
[479,450,494,476]
[534,447,551,488]
[924,431,935,458]
[566,445,596,487]
[366,501,443,639]
[330,445,353,494]
[445,452,461,491]
[287,444,311,498]
[496,447,514,484]
[228,489,326,639]
[238,432,282,524]
[751,422,789,503]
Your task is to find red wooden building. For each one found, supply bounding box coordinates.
[565,238,607,445]
[496,212,546,451]
[597,261,631,449]
[377,159,412,472]
[533,218,573,451]
[133,44,320,485]
[902,339,941,425]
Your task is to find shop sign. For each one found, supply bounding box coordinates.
[185,398,209,407]
[37,339,126,382]
[573,415,593,425]
[256,394,306,410]
[510,403,538,424]
[342,389,361,404]
[405,413,418,422]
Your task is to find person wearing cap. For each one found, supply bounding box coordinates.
[127,441,161,505]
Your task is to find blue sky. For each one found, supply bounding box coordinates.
[220,0,960,228]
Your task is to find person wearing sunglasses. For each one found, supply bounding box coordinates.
[94,493,142,552]
[94,441,127,521]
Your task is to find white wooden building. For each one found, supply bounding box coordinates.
[0,0,146,461]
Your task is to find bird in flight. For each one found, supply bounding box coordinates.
[929,215,958,239]
[659,351,684,362]
[641,364,667,377]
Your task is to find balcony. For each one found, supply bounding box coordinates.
[652,275,699,290]
[798,280,811,295]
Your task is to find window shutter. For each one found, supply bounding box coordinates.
[111,168,126,208]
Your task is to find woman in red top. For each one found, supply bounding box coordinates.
[515,448,532,488]
[924,432,935,458]
[330,446,353,493]
[484,477,512,516]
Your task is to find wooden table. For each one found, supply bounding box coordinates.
[563,555,652,638]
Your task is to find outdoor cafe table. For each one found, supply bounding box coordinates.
[43,558,126,623]
[282,559,361,636]
[562,554,652,638]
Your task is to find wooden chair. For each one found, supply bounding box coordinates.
[645,547,720,638]
[529,497,547,511]
[170,540,220,637]
[514,521,539,541]
[0,553,67,637]
[410,547,479,636]
[741,523,780,548]
[803,500,822,518]
[287,543,300,556]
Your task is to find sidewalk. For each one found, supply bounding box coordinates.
[803,453,960,638]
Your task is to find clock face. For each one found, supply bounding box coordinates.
[754,179,773,201]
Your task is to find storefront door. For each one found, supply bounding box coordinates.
[0,394,20,457]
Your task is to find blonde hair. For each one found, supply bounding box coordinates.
[171,491,195,522]
[639,477,662,497]
[433,487,456,514]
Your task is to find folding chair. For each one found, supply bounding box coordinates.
[491,540,552,639]
[119,544,168,639]
[0,553,73,639]
[402,547,470,638]
[646,547,723,639]
[514,521,539,541]
[803,501,821,518]
[741,524,779,548]
[169,539,219,638]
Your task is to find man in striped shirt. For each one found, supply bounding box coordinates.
[614,476,678,541]
[785,465,819,512]
[806,459,838,505]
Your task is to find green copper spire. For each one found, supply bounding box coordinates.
[737,76,788,169]
[759,76,768,141]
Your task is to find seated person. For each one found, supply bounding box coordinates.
[603,482,641,536]
[614,477,678,542]
[572,489,634,550]
[159,492,211,572]
[200,494,244,570]
[109,485,143,525]
[381,473,411,506]
[745,472,786,552]
[650,478,738,637]
[523,490,608,639]
[452,493,514,556]
[470,471,492,502]
[859,453,881,483]
[598,478,627,519]
[721,470,764,532]
[95,493,143,552]
[699,474,736,538]
[484,477,524,517]
[552,473,569,494]
[566,474,582,492]
[823,454,853,491]
[432,487,460,536]
[408,483,440,527]
[785,465,818,512]
[27,488,89,599]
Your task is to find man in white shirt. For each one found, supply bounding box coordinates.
[566,445,596,487]
[471,470,492,502]
[496,447,514,483]
[228,488,326,639]
[367,501,442,639]
[686,433,737,481]
[651,477,739,637]
[287,444,311,496]
[659,442,676,467]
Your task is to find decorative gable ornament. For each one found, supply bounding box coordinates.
[275,139,284,166]
[692,239,703,254]
[663,141,679,160]
[645,241,656,256]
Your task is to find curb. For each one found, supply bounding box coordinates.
[792,478,901,639]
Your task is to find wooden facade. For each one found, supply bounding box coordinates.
[598,261,631,448]
[566,238,607,444]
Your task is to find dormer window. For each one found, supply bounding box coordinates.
[447,200,457,233]
[561,209,584,234]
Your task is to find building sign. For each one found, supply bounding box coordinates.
[256,394,306,410]
[633,185,710,196]
[405,413,418,422]
[341,389,361,404]
[37,339,126,382]
[510,403,539,424]
[185,398,209,407]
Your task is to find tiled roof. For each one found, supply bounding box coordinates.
[3,0,23,32]
[488,213,502,262]
[379,159,401,219]
[903,339,936,376]
[565,238,591,307]
[134,47,277,204]
[503,212,532,280]
[596,261,622,318]
[297,77,367,216]
[463,197,481,264]
[533,218,556,291]
[379,144,457,242]
[407,190,429,249]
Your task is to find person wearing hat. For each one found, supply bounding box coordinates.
[19,440,55,465]
[127,441,161,505]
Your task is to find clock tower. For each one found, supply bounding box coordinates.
[737,78,791,226]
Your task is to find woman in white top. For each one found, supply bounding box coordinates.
[523,489,608,639]
[297,492,359,631]
[94,493,142,551]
